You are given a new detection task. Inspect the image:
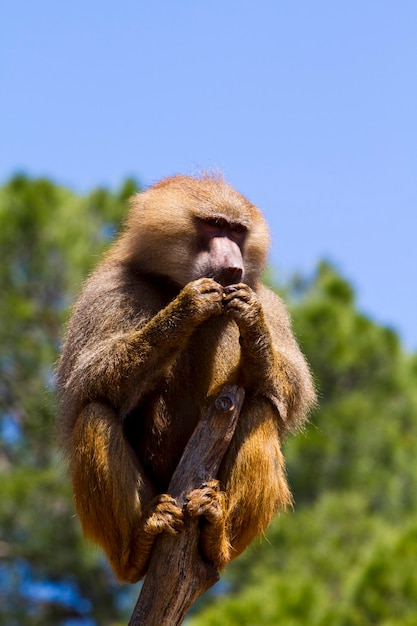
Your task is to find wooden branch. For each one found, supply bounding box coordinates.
[128,385,245,626]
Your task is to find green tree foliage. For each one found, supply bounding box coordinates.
[1,175,416,625]
[286,262,417,512]
[190,263,417,626]
[0,174,140,625]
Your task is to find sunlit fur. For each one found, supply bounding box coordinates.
[57,174,316,583]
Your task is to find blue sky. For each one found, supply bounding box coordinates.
[2,1,416,349]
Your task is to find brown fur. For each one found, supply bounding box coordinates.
[56,173,316,583]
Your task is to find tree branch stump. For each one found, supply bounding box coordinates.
[128,385,245,626]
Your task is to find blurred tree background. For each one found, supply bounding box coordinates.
[1,175,416,625]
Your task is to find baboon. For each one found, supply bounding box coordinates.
[56,174,316,583]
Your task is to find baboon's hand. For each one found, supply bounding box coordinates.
[181,278,224,323]
[222,283,262,332]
